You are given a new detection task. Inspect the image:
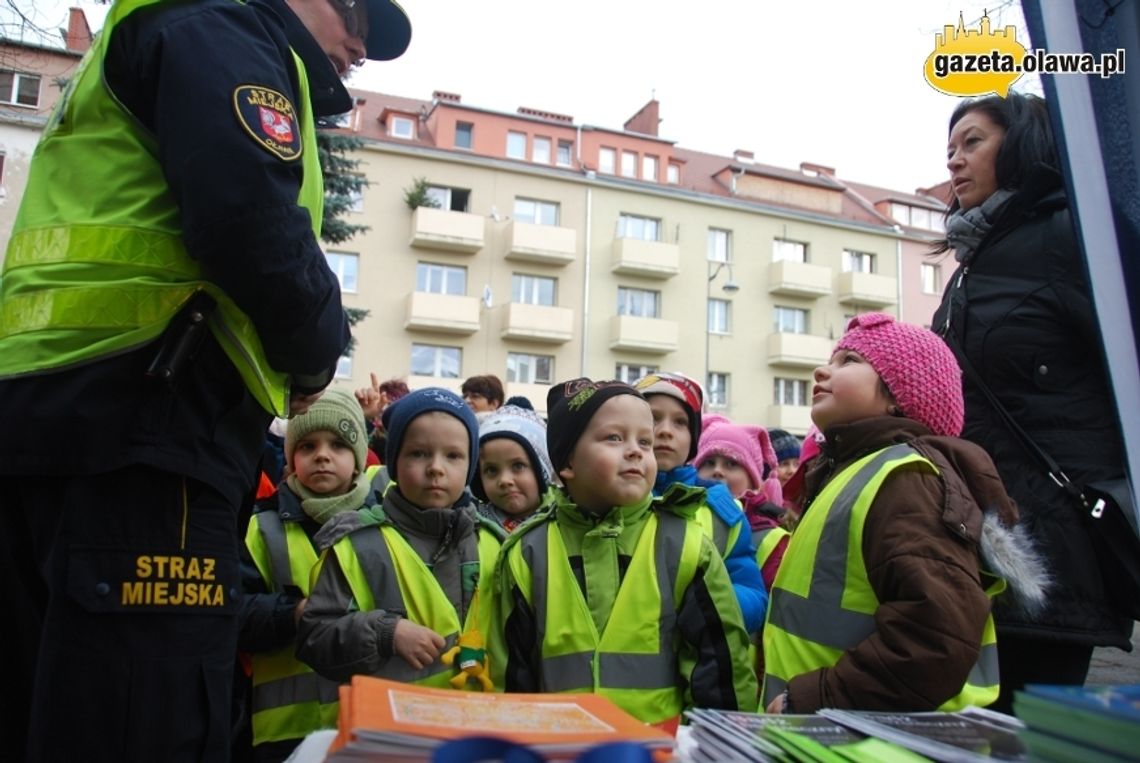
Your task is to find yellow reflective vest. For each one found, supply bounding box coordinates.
[502,501,704,724]
[761,444,1000,711]
[327,521,500,687]
[0,0,323,417]
[244,511,338,746]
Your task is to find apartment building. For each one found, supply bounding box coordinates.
[332,89,950,431]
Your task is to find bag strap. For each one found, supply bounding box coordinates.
[944,332,1090,510]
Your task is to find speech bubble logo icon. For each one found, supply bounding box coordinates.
[924,12,1026,97]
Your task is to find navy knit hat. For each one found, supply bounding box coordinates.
[768,428,801,463]
[546,378,645,475]
[471,405,555,500]
[381,387,480,484]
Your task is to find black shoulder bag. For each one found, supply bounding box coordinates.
[950,338,1140,620]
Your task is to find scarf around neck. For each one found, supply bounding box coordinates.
[287,472,373,526]
[945,188,1016,263]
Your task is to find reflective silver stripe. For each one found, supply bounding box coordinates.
[762,675,787,707]
[252,672,340,713]
[710,509,730,556]
[541,650,594,692]
[255,512,296,589]
[968,642,999,687]
[600,652,677,689]
[767,445,914,647]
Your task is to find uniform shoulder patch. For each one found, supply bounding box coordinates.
[233,84,302,161]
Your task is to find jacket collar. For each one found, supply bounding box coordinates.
[261,0,354,117]
[552,487,654,531]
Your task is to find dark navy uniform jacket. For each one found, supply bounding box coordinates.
[0,0,351,506]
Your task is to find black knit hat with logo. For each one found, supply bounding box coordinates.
[546,378,645,475]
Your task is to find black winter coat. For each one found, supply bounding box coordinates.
[933,169,1132,648]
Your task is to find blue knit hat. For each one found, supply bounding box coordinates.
[472,405,555,500]
[381,387,480,484]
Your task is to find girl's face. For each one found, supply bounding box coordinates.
[648,395,691,473]
[292,430,357,496]
[479,438,542,517]
[811,349,894,432]
[947,109,1006,212]
[697,454,754,498]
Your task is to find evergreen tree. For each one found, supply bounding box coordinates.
[317,129,369,351]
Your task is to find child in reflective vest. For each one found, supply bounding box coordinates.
[632,372,768,635]
[296,389,504,691]
[240,388,377,762]
[491,379,757,726]
[471,404,557,533]
[762,314,1049,715]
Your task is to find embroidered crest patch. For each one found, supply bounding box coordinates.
[233,85,302,161]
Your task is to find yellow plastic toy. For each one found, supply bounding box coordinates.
[441,589,494,692]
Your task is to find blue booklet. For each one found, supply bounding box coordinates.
[1014,684,1140,761]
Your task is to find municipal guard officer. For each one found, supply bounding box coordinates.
[0,1,411,760]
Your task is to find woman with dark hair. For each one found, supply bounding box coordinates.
[461,373,505,413]
[933,92,1132,713]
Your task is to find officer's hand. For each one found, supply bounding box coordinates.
[393,620,446,669]
[293,597,307,627]
[289,391,324,417]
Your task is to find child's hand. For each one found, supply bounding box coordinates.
[393,620,446,669]
[765,692,787,714]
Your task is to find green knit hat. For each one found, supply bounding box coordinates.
[285,388,368,473]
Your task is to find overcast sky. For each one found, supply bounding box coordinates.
[6,0,1041,192]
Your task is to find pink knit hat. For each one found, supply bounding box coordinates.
[834,313,964,437]
[695,414,783,506]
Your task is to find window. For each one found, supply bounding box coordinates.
[507,131,526,159]
[513,197,559,226]
[707,228,731,263]
[455,121,473,149]
[666,163,680,184]
[774,306,809,334]
[512,273,556,306]
[599,147,616,174]
[616,363,658,385]
[890,202,911,225]
[0,71,40,107]
[532,136,551,164]
[707,373,729,407]
[921,263,942,294]
[335,353,353,379]
[842,249,876,273]
[774,377,809,406]
[348,186,364,213]
[425,185,471,212]
[620,151,637,178]
[411,344,461,378]
[416,262,466,295]
[708,298,730,334]
[617,213,660,241]
[617,287,659,318]
[389,115,414,139]
[773,239,807,263]
[507,352,554,384]
[324,251,358,292]
[911,207,933,230]
[642,154,658,182]
[557,140,573,166]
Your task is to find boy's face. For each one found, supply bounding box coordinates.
[293,430,356,497]
[776,457,800,485]
[811,349,893,432]
[697,454,753,498]
[396,412,470,509]
[479,438,541,517]
[560,395,656,512]
[648,395,691,473]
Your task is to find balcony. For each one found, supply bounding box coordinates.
[505,382,553,415]
[766,404,814,434]
[766,332,833,368]
[611,237,680,279]
[506,221,576,265]
[500,303,574,344]
[837,271,897,308]
[404,292,480,334]
[410,207,485,253]
[608,315,678,354]
[767,261,833,298]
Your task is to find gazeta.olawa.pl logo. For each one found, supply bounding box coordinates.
[924,12,1126,97]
